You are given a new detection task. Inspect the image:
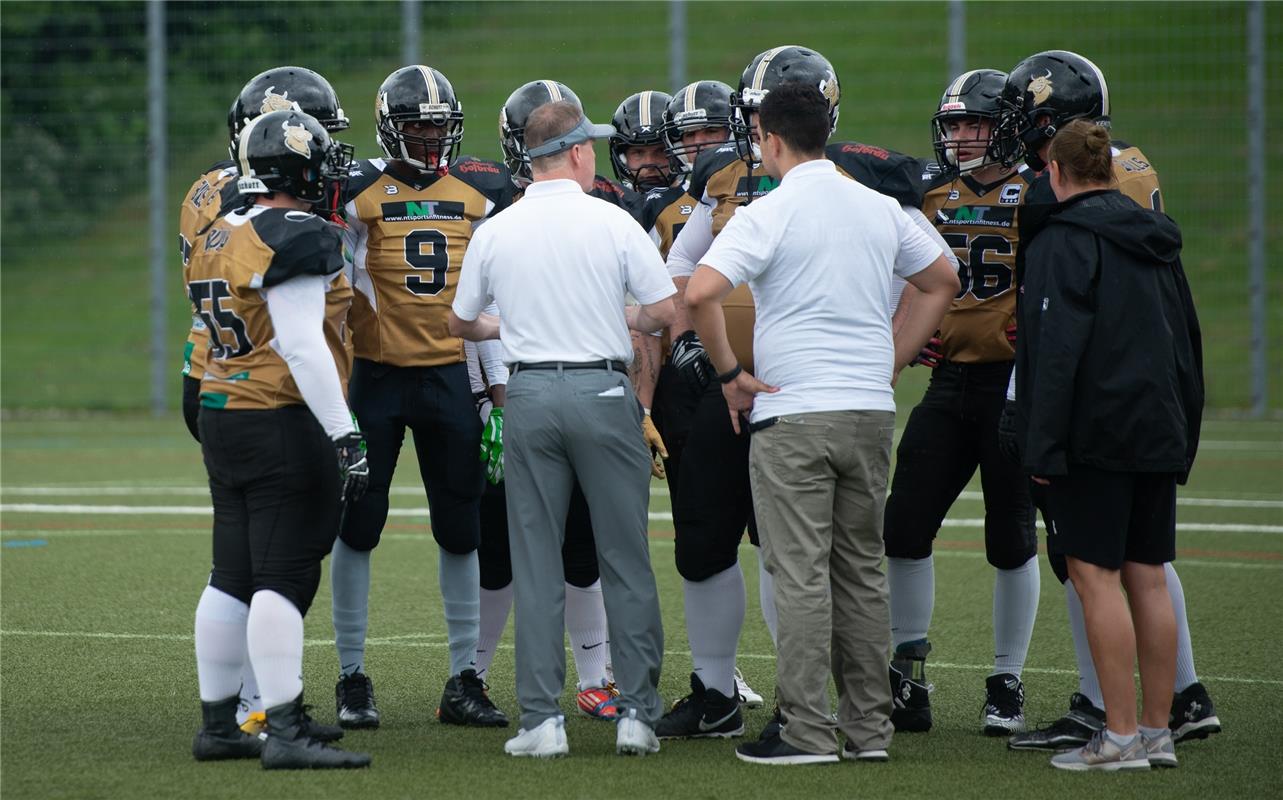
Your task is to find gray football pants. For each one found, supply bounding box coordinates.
[504,364,664,730]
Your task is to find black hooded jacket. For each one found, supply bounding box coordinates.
[1015,189,1203,481]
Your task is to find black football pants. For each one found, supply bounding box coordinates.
[340,358,484,554]
[199,405,340,615]
[477,478,600,590]
[883,360,1037,569]
[652,362,759,582]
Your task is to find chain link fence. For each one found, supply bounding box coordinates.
[1,1,1278,413]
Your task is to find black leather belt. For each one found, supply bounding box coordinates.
[510,360,628,374]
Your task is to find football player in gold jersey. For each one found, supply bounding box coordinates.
[181,66,351,443]
[180,66,352,738]
[332,65,514,731]
[657,45,935,741]
[996,50,1221,751]
[882,69,1040,737]
[189,109,369,769]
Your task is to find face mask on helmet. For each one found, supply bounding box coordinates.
[375,66,465,175]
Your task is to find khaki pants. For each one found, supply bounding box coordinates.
[748,410,896,754]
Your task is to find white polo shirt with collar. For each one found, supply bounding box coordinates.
[700,158,943,422]
[452,178,675,364]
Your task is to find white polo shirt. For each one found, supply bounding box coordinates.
[452,178,675,364]
[701,158,943,422]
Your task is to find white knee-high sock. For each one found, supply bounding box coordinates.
[195,585,249,703]
[993,556,1040,677]
[330,538,371,677]
[247,589,304,710]
[887,555,934,649]
[684,564,745,698]
[1165,563,1200,691]
[438,548,480,676]
[566,579,610,690]
[756,549,778,648]
[476,583,514,682]
[1065,580,1105,708]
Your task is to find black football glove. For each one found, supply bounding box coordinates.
[334,432,370,504]
[670,330,713,391]
[997,399,1020,463]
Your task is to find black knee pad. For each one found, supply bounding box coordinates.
[674,522,742,582]
[182,376,202,443]
[563,484,600,588]
[430,502,481,555]
[256,563,322,618]
[338,490,387,552]
[882,495,937,561]
[984,518,1039,570]
[478,482,512,590]
[208,571,253,607]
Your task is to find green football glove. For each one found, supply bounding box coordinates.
[480,407,504,485]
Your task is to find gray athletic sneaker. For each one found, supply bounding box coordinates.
[1050,730,1150,772]
[1142,728,1178,768]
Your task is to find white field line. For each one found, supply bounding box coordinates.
[4,502,1280,534]
[3,484,1281,510]
[2,627,1279,687]
[3,529,1280,570]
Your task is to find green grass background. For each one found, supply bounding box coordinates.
[2,408,1281,798]
[2,1,1281,412]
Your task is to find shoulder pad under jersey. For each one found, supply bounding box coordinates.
[449,156,516,213]
[250,209,345,287]
[687,144,742,204]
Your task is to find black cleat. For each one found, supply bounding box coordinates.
[1007,692,1104,751]
[1170,681,1221,743]
[981,673,1026,736]
[336,671,380,730]
[437,668,509,727]
[262,694,371,770]
[654,672,744,739]
[889,641,932,733]
[300,705,344,742]
[192,696,264,761]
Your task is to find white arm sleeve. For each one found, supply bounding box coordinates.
[1007,365,1017,401]
[476,302,508,385]
[890,205,960,316]
[665,200,714,278]
[266,274,354,440]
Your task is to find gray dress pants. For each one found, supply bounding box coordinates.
[504,364,664,730]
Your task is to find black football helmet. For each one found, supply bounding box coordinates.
[234,110,353,206]
[228,66,349,161]
[995,50,1111,171]
[609,90,674,191]
[661,80,734,175]
[376,65,465,173]
[730,45,840,163]
[499,80,581,187]
[930,69,1010,174]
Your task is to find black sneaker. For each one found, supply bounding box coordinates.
[654,672,744,739]
[735,731,838,765]
[889,640,932,733]
[1170,681,1221,743]
[981,673,1026,736]
[1006,692,1104,751]
[758,705,786,741]
[335,671,380,730]
[437,668,510,727]
[192,696,264,761]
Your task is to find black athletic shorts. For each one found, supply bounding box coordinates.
[1042,466,1177,570]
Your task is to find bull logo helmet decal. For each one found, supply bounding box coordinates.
[1027,69,1054,106]
[260,86,297,114]
[281,120,313,157]
[818,70,840,109]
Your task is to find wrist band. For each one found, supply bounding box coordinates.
[716,364,743,384]
[643,408,651,416]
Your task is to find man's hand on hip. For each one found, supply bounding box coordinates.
[721,369,779,435]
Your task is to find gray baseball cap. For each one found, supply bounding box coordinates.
[526,114,615,158]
